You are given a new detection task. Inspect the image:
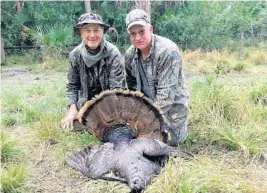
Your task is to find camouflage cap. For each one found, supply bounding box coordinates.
[74,13,109,34]
[126,9,150,30]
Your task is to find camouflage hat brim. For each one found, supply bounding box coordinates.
[74,20,110,35]
[127,20,149,30]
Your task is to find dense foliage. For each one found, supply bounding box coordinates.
[1,1,267,51]
[153,1,267,50]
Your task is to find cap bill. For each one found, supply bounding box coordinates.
[127,20,149,30]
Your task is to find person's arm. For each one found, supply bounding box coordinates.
[62,53,80,130]
[154,49,189,140]
[67,53,81,105]
[124,48,137,90]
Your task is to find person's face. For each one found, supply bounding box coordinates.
[128,24,153,51]
[80,24,104,50]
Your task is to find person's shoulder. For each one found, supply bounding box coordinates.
[105,41,121,55]
[69,43,83,58]
[125,45,135,57]
[154,34,179,54]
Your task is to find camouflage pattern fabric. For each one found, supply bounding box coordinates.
[67,41,125,109]
[74,13,110,34]
[125,34,189,143]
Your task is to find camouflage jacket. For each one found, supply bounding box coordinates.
[125,34,189,142]
[67,41,125,109]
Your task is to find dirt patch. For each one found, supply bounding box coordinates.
[1,67,43,88]
[1,67,31,78]
[1,66,57,89]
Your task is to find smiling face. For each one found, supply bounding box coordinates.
[128,24,153,52]
[79,23,104,50]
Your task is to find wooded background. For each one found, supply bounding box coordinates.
[1,1,267,52]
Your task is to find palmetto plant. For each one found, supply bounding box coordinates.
[30,24,73,47]
[28,24,73,69]
[29,24,73,59]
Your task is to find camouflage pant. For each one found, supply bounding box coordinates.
[166,103,189,143]
[175,117,188,143]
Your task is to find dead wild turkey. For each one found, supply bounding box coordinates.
[66,90,192,192]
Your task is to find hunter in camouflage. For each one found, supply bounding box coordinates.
[61,13,125,130]
[125,9,189,144]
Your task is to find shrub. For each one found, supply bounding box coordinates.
[249,85,267,104]
[234,62,246,71]
[0,134,22,162]
[1,164,28,193]
[29,24,72,70]
[37,114,62,141]
[249,50,267,66]
[1,113,17,126]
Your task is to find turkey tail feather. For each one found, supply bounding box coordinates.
[78,90,168,141]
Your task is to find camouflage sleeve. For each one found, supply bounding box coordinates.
[125,50,137,90]
[66,53,81,106]
[108,49,125,89]
[154,49,189,141]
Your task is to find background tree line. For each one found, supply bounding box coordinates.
[1,1,267,52]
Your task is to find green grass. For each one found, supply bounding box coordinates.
[216,123,267,156]
[248,49,267,66]
[0,164,28,193]
[1,50,40,67]
[1,49,68,72]
[249,85,267,104]
[36,114,63,141]
[146,156,266,193]
[234,62,246,71]
[1,113,18,126]
[190,75,246,125]
[1,90,26,114]
[1,77,67,127]
[183,47,267,75]
[1,133,22,162]
[187,75,267,157]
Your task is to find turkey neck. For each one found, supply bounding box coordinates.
[104,124,134,150]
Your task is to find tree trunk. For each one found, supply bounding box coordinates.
[1,37,5,64]
[135,0,151,17]
[239,32,244,58]
[16,0,22,14]
[84,0,91,13]
[250,19,256,45]
[93,1,99,10]
[115,0,123,7]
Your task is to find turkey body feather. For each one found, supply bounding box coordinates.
[66,131,191,192]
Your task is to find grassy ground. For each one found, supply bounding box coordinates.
[1,48,267,193]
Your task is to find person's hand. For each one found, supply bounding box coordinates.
[61,104,78,130]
